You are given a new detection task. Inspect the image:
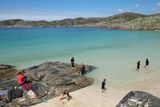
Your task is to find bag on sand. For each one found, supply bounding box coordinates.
[27,90,36,99]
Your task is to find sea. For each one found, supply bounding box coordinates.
[0,27,160,87]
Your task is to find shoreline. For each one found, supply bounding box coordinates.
[0,26,160,32]
[32,68,160,107]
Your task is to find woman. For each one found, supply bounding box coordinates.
[17,71,26,86]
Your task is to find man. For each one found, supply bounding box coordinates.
[71,57,75,67]
[101,79,107,93]
[137,61,140,71]
[145,58,149,68]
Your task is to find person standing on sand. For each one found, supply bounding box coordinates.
[71,57,75,67]
[145,58,149,68]
[101,79,107,93]
[137,61,140,71]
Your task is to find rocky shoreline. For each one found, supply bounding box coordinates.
[1,62,160,107]
[0,62,96,107]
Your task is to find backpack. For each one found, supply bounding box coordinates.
[8,88,23,101]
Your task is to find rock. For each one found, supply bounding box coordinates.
[0,64,15,70]
[0,62,96,107]
[73,76,94,87]
[31,82,48,98]
[0,64,17,81]
[116,91,160,107]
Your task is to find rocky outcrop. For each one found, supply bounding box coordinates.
[26,62,95,93]
[0,62,96,107]
[0,64,17,83]
[116,91,160,107]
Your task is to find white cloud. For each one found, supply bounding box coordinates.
[117,9,125,13]
[152,1,160,13]
[157,2,160,6]
[135,4,140,8]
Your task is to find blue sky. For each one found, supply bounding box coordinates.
[0,0,160,21]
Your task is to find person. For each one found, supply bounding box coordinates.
[17,71,27,86]
[17,71,36,98]
[137,61,140,71]
[145,58,149,68]
[71,57,75,67]
[59,90,72,101]
[81,64,86,76]
[101,79,107,93]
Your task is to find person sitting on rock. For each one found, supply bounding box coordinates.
[17,71,36,98]
[59,90,72,101]
[17,71,27,86]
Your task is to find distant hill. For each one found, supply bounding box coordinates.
[0,12,160,31]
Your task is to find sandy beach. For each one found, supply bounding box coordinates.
[32,68,160,107]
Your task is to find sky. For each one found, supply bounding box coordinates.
[0,0,160,21]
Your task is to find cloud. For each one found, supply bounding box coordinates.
[153,1,160,13]
[157,1,160,6]
[135,4,140,8]
[117,9,125,13]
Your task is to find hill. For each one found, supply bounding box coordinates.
[0,12,160,31]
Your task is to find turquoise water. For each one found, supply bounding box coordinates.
[0,27,160,87]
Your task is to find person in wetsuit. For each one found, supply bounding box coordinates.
[145,58,149,67]
[71,57,75,67]
[137,61,140,71]
[101,79,107,93]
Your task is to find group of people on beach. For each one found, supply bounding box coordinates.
[14,56,150,104]
[15,57,149,103]
[58,57,152,104]
[136,58,149,71]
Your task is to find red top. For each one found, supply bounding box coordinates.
[17,74,24,85]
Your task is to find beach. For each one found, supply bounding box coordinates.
[0,28,160,106]
[32,68,160,107]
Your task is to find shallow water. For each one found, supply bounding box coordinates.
[0,27,160,87]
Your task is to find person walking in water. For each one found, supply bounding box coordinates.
[101,79,107,93]
[71,57,75,67]
[137,61,140,71]
[145,58,149,68]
